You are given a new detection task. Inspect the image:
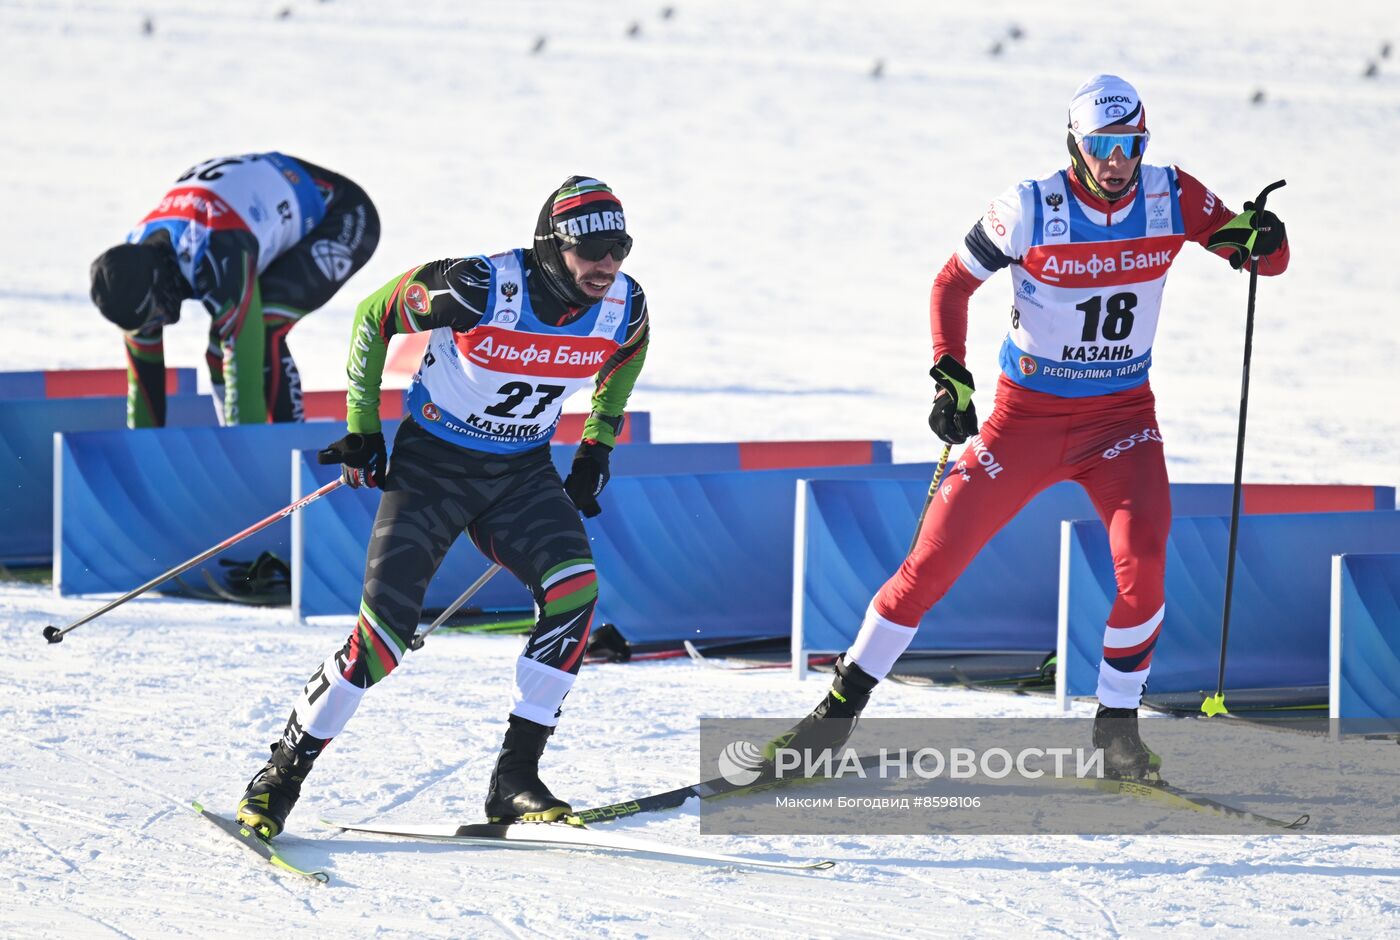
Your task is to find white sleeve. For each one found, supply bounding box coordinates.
[955,181,1033,280]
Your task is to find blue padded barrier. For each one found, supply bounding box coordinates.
[1330,553,1400,721]
[1,395,215,566]
[797,480,1093,655]
[1059,511,1400,705]
[55,420,386,595]
[793,480,1397,658]
[582,463,935,646]
[292,443,896,620]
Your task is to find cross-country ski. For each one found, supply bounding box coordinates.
[322,818,835,871]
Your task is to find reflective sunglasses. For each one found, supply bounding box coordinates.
[1078,130,1149,161]
[568,234,633,263]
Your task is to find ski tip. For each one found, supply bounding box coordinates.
[810,860,837,870]
[1286,814,1311,830]
[270,856,332,884]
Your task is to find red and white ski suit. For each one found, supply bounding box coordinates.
[854,166,1288,707]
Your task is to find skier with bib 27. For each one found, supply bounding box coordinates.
[89,152,379,427]
[777,75,1288,779]
[236,177,648,837]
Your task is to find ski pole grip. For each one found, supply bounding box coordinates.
[1251,179,1286,214]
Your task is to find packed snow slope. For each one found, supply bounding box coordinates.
[3,1,1400,937]
[6,586,1400,938]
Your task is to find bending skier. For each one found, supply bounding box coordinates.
[236,177,648,837]
[89,152,379,427]
[780,75,1289,779]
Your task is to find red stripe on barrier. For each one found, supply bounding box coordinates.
[1242,484,1378,514]
[552,412,633,444]
[301,390,405,421]
[737,441,875,471]
[44,368,187,398]
[383,331,431,382]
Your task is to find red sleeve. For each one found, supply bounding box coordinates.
[1176,167,1290,275]
[929,254,984,363]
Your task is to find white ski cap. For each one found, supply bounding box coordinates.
[1068,74,1146,136]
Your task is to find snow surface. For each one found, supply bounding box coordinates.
[3,0,1399,936]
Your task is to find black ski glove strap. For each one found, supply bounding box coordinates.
[928,354,979,445]
[318,431,387,489]
[564,441,612,518]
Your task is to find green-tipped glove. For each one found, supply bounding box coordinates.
[928,354,978,445]
[1206,202,1287,270]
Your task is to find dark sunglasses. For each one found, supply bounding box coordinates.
[569,235,632,263]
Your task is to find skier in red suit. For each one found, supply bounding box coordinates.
[779,74,1289,779]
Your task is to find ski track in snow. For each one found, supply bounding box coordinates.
[5,582,1400,935]
[3,0,1400,934]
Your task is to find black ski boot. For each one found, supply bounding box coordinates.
[237,742,316,839]
[484,716,573,824]
[765,656,879,764]
[1092,704,1163,781]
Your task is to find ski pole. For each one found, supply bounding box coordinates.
[409,563,504,650]
[43,478,344,644]
[908,443,955,554]
[1201,179,1287,717]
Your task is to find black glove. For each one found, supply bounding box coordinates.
[928,354,978,445]
[1206,202,1287,270]
[564,441,612,518]
[1247,203,1286,258]
[317,431,387,489]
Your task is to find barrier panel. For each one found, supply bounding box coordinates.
[0,367,197,399]
[301,390,404,423]
[1,395,214,566]
[293,441,893,619]
[299,392,653,444]
[582,462,929,646]
[45,393,653,572]
[1330,553,1400,723]
[54,421,382,595]
[794,479,1394,666]
[1058,511,1400,708]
